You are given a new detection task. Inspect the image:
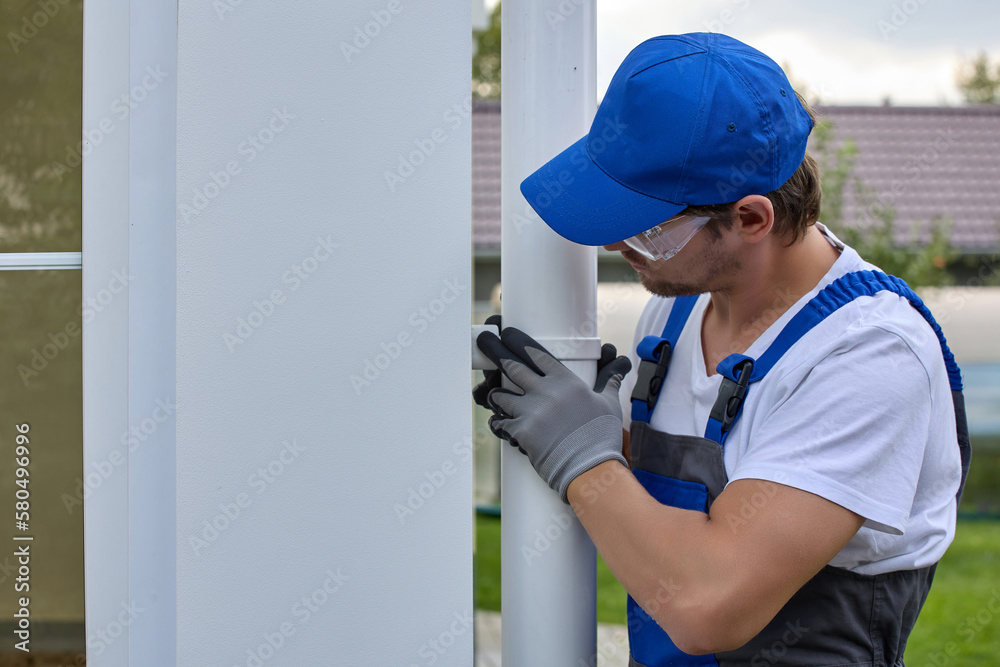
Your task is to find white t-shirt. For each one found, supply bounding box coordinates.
[618,224,961,575]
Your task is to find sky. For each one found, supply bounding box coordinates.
[484,0,1000,106]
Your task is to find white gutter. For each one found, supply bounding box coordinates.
[500,1,599,664]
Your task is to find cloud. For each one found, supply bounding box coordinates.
[481,0,998,106]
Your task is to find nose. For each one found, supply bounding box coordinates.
[603,240,629,252]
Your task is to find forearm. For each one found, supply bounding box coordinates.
[567,461,781,653]
[475,327,862,651]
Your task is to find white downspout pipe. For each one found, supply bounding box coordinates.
[500,1,599,664]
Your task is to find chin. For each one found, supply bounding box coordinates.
[640,273,704,299]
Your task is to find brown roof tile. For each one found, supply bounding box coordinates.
[472,101,1000,252]
[814,105,1000,251]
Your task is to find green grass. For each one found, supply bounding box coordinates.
[474,514,628,624]
[904,520,1000,665]
[475,515,1000,664]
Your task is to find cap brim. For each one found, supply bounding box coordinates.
[519,136,686,246]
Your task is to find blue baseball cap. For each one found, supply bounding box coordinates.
[519,32,814,246]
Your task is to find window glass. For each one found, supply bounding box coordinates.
[0,268,84,660]
[1,0,83,253]
[0,0,85,661]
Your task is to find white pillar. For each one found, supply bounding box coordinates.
[174,2,472,664]
[501,1,599,665]
[84,1,473,664]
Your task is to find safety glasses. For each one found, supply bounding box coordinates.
[623,214,711,262]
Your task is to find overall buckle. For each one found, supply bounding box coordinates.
[710,358,755,435]
[631,340,672,410]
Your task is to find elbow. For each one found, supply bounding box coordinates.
[645,589,760,656]
[669,625,750,657]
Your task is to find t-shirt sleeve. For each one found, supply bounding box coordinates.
[727,319,936,535]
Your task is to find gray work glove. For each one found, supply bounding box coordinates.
[476,327,631,503]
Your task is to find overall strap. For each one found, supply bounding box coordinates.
[704,270,965,447]
[630,295,699,423]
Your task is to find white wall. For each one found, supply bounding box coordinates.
[175,2,472,665]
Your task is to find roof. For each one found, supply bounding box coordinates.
[472,100,1000,253]
[814,105,1000,251]
[472,99,501,251]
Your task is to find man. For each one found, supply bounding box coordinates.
[474,33,970,665]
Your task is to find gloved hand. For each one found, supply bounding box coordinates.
[476,326,631,503]
[472,315,503,410]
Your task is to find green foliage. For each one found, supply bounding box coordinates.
[472,2,501,98]
[812,119,857,229]
[838,208,958,288]
[957,53,1000,105]
[477,513,1000,665]
[812,118,958,288]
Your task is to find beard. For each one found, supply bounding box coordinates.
[638,272,708,298]
[632,235,739,298]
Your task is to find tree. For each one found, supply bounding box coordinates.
[473,2,501,98]
[956,53,1000,105]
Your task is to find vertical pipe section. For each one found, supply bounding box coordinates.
[500,2,598,665]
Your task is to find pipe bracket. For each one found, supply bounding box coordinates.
[471,326,602,370]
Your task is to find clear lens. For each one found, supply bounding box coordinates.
[624,215,711,262]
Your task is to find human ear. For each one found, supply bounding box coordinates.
[733,195,774,244]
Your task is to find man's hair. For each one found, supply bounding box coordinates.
[683,93,822,246]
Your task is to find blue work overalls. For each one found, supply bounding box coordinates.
[626,270,972,667]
